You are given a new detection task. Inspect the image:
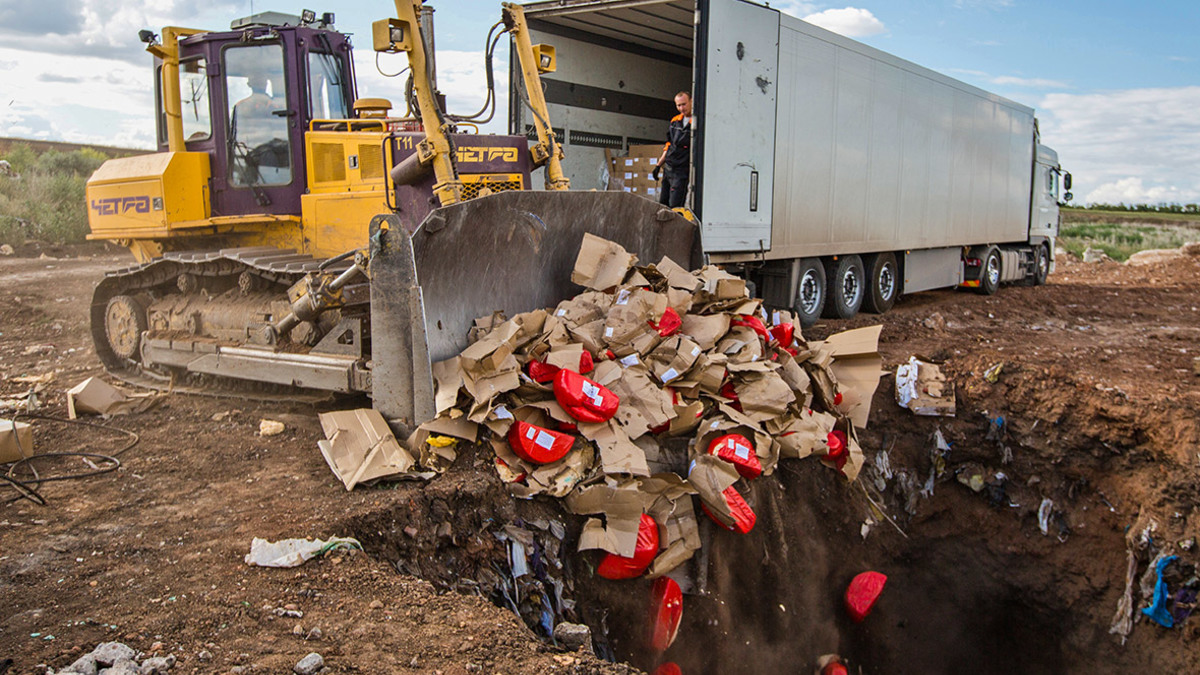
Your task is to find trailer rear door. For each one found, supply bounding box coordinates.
[695,0,779,253]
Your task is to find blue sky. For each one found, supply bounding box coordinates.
[1,0,1197,205]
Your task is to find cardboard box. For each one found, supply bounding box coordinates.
[317,409,422,490]
[895,356,956,416]
[0,419,33,463]
[66,377,158,418]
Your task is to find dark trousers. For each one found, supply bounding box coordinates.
[658,167,688,208]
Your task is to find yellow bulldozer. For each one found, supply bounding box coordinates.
[85,1,697,430]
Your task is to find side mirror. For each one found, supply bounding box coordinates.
[1063,191,1073,202]
[1063,172,1072,190]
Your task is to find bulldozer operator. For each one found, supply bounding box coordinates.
[229,71,290,185]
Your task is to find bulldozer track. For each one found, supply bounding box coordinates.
[91,246,358,402]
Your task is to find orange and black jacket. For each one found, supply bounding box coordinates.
[662,113,692,172]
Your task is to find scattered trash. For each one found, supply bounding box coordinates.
[648,576,683,652]
[259,419,286,436]
[1141,555,1179,628]
[0,419,34,463]
[1082,247,1109,263]
[845,571,887,623]
[1109,548,1138,643]
[0,243,13,256]
[244,537,362,567]
[983,362,1004,383]
[66,377,159,419]
[405,234,880,591]
[10,373,54,385]
[1037,498,1054,535]
[316,409,435,490]
[653,663,683,675]
[22,344,54,356]
[895,357,955,416]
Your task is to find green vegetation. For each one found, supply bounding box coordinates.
[0,143,107,245]
[1059,209,1200,262]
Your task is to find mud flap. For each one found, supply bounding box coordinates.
[369,191,699,429]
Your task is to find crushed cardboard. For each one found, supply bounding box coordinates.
[896,356,956,416]
[66,377,159,419]
[0,419,34,464]
[317,409,433,490]
[329,235,884,578]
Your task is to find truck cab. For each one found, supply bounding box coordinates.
[154,12,355,218]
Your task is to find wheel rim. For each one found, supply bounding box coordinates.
[878,263,895,300]
[799,270,822,315]
[842,266,862,308]
[986,255,1001,286]
[105,298,143,359]
[1037,249,1048,279]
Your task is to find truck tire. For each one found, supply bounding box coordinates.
[862,252,899,314]
[1032,245,1049,286]
[977,248,1001,296]
[823,255,865,319]
[792,258,826,328]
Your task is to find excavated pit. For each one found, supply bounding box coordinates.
[343,356,1195,673]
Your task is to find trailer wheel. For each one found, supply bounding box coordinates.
[977,248,1001,295]
[792,258,826,328]
[823,255,865,319]
[862,252,899,314]
[1032,245,1049,286]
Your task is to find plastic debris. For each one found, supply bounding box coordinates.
[1037,498,1054,536]
[845,571,887,623]
[1141,555,1179,628]
[983,362,1004,383]
[244,537,362,567]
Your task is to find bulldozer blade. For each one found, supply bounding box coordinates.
[369,191,700,429]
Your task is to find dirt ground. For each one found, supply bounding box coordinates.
[2,242,1200,674]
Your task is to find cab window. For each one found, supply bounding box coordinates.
[224,43,291,187]
[180,57,211,142]
[309,51,349,119]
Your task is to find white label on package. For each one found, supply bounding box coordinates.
[605,326,614,338]
[556,308,567,317]
[660,367,680,383]
[619,354,640,368]
[615,289,631,305]
[525,427,536,440]
[534,430,556,451]
[691,345,701,357]
[494,405,513,420]
[581,381,604,407]
[735,443,751,460]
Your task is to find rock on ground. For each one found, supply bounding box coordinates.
[293,652,324,675]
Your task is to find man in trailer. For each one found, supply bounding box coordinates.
[652,91,694,208]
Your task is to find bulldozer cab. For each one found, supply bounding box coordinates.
[155,14,356,218]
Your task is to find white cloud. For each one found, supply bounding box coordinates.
[774,2,821,19]
[1085,178,1195,205]
[802,8,886,38]
[1038,87,1200,205]
[991,76,1069,89]
[356,49,509,134]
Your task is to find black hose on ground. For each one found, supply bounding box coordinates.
[1,412,139,505]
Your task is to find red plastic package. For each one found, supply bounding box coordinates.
[731,314,769,340]
[845,570,887,622]
[506,420,574,465]
[649,576,683,651]
[700,486,757,534]
[653,664,683,675]
[825,430,848,470]
[821,662,849,675]
[769,322,794,348]
[707,433,762,480]
[597,513,660,580]
[579,350,595,374]
[650,307,683,337]
[554,369,620,423]
[528,360,559,384]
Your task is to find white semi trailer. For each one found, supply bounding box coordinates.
[511,0,1071,326]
